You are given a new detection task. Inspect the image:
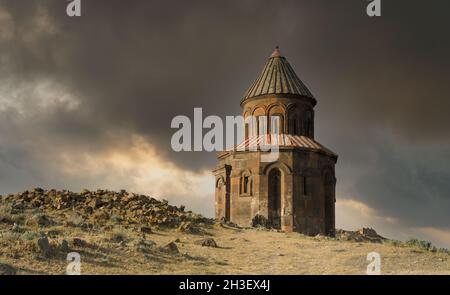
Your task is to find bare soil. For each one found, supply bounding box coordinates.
[1,189,449,275]
[1,221,449,275]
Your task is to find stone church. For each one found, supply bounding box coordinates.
[213,47,338,236]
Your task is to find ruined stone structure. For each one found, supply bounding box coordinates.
[213,47,338,236]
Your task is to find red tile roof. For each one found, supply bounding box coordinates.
[242,47,315,101]
[226,134,337,158]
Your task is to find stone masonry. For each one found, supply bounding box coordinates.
[213,47,338,236]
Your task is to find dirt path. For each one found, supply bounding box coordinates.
[2,224,449,274]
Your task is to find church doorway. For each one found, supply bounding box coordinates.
[268,169,282,229]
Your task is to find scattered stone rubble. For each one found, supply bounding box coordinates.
[159,241,179,254]
[195,238,219,248]
[37,237,51,257]
[0,188,387,247]
[136,239,157,253]
[251,215,270,229]
[0,263,16,275]
[335,228,386,243]
[0,188,212,229]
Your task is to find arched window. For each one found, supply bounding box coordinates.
[288,106,300,136]
[270,115,284,134]
[305,120,312,137]
[260,116,268,135]
[252,107,266,136]
[244,115,258,138]
[243,112,250,140]
[244,176,249,194]
[289,115,299,135]
[240,172,252,196]
[216,178,224,188]
[244,123,249,140]
[268,105,284,135]
[303,111,313,137]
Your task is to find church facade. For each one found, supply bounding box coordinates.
[213,47,338,236]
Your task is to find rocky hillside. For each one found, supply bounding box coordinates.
[1,188,210,228]
[0,188,449,275]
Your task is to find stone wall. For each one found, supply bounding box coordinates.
[214,148,336,236]
[241,95,315,138]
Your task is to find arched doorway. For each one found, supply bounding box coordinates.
[324,172,335,236]
[268,169,282,229]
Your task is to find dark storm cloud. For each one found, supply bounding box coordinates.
[332,131,450,230]
[1,0,450,237]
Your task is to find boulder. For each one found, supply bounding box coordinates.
[136,239,156,253]
[37,237,51,257]
[0,263,17,275]
[4,188,212,231]
[28,214,54,227]
[140,226,152,234]
[336,228,385,243]
[195,238,219,248]
[72,238,87,248]
[47,230,60,238]
[251,215,269,228]
[159,242,179,254]
[60,240,70,252]
[11,223,22,233]
[177,222,202,234]
[32,187,44,194]
[357,228,379,237]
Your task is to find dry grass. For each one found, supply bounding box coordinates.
[0,201,449,275]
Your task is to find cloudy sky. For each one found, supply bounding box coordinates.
[1,0,449,248]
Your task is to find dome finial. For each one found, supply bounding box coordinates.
[270,46,281,58]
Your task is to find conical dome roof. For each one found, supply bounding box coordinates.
[242,47,315,102]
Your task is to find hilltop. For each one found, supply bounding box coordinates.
[0,188,449,275]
